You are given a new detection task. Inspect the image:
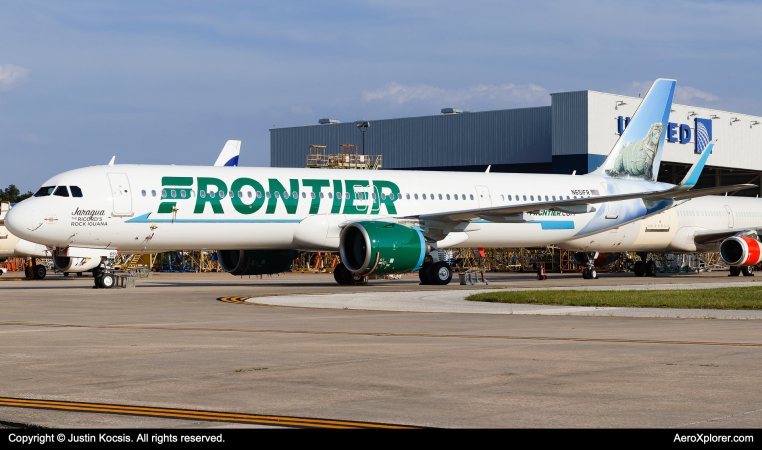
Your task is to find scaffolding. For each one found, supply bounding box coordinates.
[305,144,382,170]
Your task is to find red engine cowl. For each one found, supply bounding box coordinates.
[720,236,762,266]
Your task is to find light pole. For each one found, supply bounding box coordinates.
[356,121,370,155]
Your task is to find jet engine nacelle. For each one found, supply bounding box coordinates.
[339,221,427,275]
[217,249,298,276]
[720,236,762,266]
[572,252,621,267]
[53,246,116,272]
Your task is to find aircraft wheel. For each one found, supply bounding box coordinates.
[645,261,657,277]
[741,266,754,277]
[333,263,354,285]
[33,265,47,280]
[429,262,452,285]
[77,272,83,277]
[418,262,432,285]
[97,273,115,289]
[64,272,70,277]
[25,265,33,279]
[582,268,590,279]
[729,266,741,277]
[590,268,597,279]
[633,261,645,277]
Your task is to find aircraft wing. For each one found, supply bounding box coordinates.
[694,227,762,244]
[410,184,755,223]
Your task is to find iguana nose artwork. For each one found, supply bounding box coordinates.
[606,122,664,180]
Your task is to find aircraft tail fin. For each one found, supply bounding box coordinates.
[589,78,676,181]
[214,140,241,167]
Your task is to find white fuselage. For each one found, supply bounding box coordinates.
[560,195,762,253]
[6,164,760,255]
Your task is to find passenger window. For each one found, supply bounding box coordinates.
[34,186,55,197]
[406,193,410,200]
[302,192,307,199]
[161,190,168,198]
[318,192,323,199]
[414,194,419,200]
[430,194,434,200]
[182,190,188,198]
[446,194,451,200]
[507,195,511,201]
[292,191,297,198]
[257,191,262,199]
[200,191,206,198]
[470,194,474,200]
[530,195,534,201]
[454,194,458,200]
[438,194,442,200]
[309,192,314,199]
[552,196,556,201]
[275,191,281,199]
[336,192,341,199]
[151,190,156,197]
[545,195,549,201]
[210,191,215,198]
[248,191,252,198]
[266,192,271,198]
[53,186,69,197]
[523,195,526,201]
[380,193,386,200]
[141,190,146,197]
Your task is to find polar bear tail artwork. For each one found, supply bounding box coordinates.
[590,78,676,181]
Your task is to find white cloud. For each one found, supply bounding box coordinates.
[621,81,718,103]
[0,63,30,91]
[361,82,548,108]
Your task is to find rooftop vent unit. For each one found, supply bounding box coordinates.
[318,118,340,125]
[441,108,462,115]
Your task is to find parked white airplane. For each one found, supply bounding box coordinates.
[560,189,762,278]
[4,80,754,288]
[0,140,241,278]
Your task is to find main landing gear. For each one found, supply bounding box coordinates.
[729,266,754,277]
[418,261,453,285]
[333,262,368,285]
[633,253,657,277]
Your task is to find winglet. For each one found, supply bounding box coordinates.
[485,165,491,173]
[108,156,115,166]
[677,140,716,189]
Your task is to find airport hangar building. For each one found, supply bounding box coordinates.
[270,90,762,197]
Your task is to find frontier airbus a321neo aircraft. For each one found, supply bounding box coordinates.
[4,79,756,288]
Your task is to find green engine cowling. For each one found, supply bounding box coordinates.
[339,222,427,275]
[218,249,298,276]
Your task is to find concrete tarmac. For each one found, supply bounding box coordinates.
[1,270,762,428]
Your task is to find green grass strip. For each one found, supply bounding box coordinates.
[467,286,762,310]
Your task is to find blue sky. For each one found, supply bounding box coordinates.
[1,0,761,192]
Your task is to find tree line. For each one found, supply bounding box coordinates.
[1,184,34,203]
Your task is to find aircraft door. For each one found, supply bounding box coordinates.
[725,205,733,228]
[602,182,619,219]
[475,186,492,208]
[352,184,372,214]
[107,173,133,216]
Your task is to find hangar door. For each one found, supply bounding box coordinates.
[107,173,133,216]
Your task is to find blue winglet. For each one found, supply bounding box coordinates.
[680,141,714,188]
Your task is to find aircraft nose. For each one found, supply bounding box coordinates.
[4,201,41,241]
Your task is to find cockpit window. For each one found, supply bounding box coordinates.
[70,186,83,197]
[34,186,56,197]
[53,186,70,197]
